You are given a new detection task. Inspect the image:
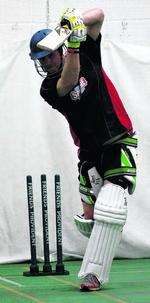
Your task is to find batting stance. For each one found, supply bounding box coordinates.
[29,7,137,291]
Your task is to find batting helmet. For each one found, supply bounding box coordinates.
[29,29,52,60]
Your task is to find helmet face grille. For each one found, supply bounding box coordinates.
[34,59,62,79]
[33,45,66,79]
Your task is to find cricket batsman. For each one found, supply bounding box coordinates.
[29,7,137,291]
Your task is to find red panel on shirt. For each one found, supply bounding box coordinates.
[102,69,133,132]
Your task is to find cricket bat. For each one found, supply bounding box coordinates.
[37,26,72,52]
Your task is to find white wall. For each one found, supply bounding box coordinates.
[1,0,150,45]
[0,1,150,263]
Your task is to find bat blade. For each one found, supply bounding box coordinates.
[37,26,72,52]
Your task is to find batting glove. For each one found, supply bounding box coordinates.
[61,8,87,49]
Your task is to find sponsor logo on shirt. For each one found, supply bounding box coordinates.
[70,77,88,101]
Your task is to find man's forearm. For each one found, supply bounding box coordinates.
[82,8,104,26]
[82,8,104,40]
[57,52,80,97]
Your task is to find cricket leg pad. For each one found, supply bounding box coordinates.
[78,183,127,284]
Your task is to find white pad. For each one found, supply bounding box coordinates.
[37,26,72,52]
[78,183,127,284]
[74,214,94,238]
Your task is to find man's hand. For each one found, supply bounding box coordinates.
[61,8,87,48]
